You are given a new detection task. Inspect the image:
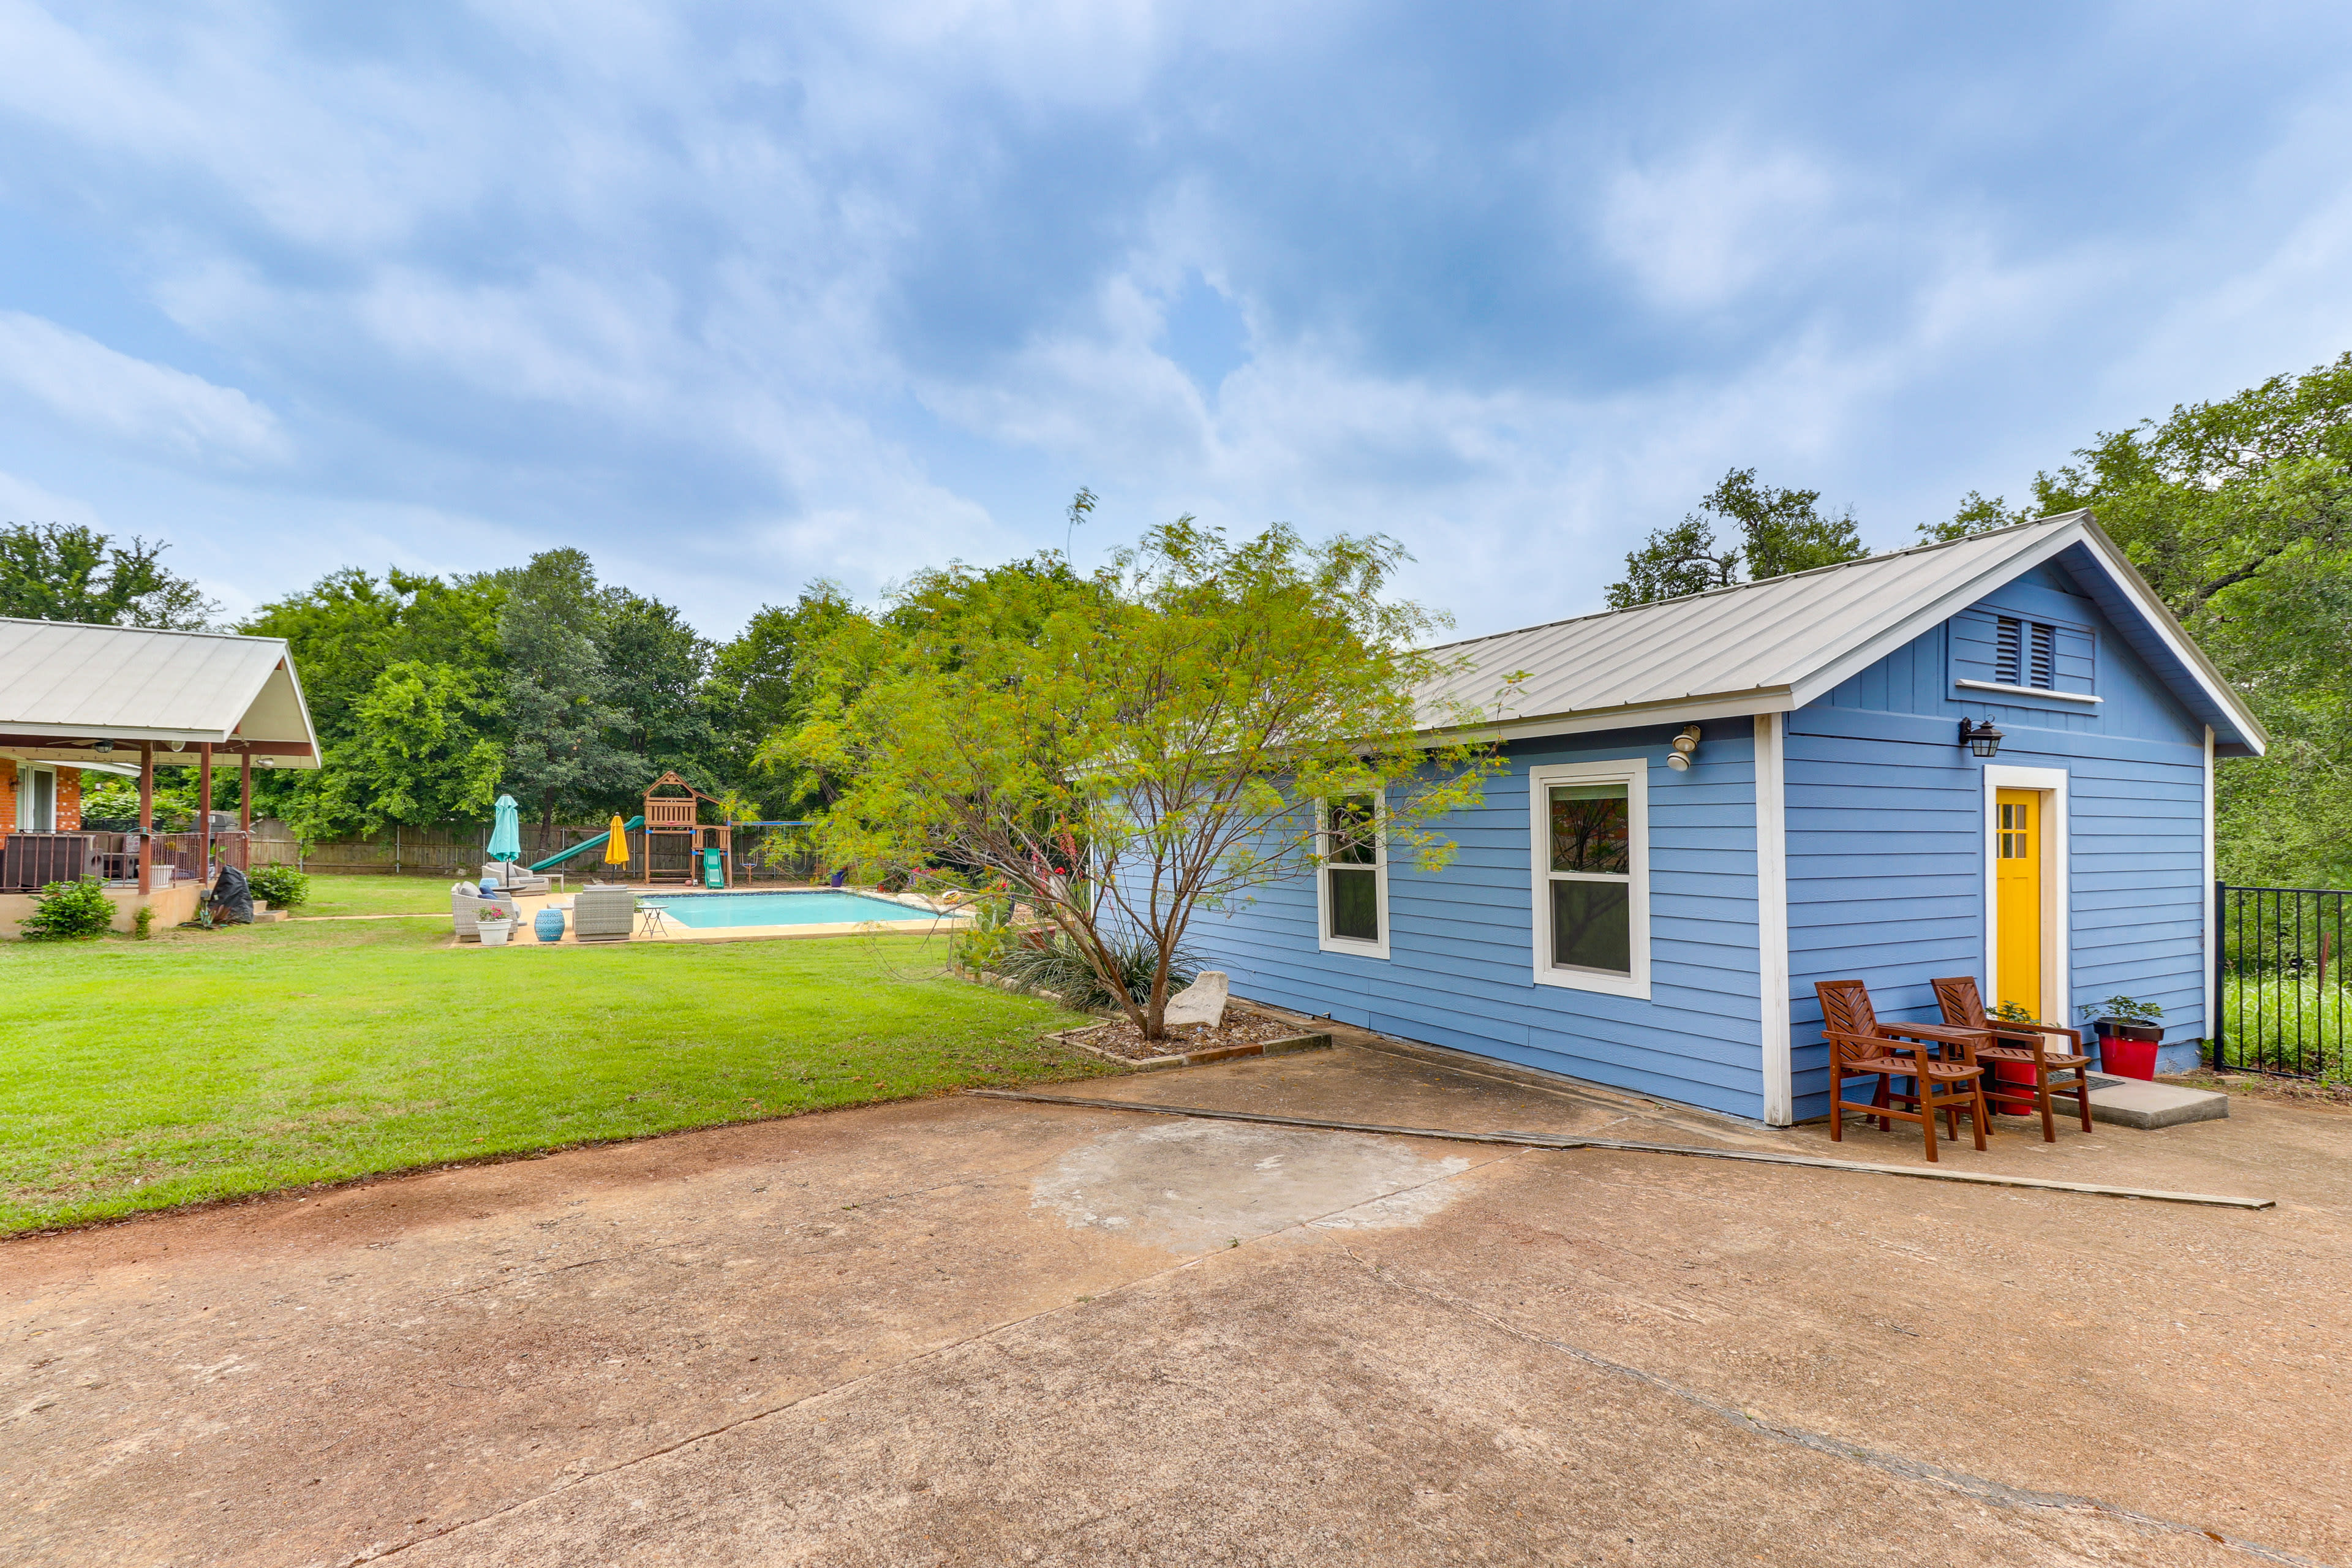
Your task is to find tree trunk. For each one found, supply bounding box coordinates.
[1141,943,1172,1040]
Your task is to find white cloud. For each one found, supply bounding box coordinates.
[0,2,2347,644]
[0,312,288,467]
[1598,141,1841,312]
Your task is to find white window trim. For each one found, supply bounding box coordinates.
[1528,758,1650,1000]
[1953,679,2100,705]
[1315,793,1390,960]
[1981,763,2070,1025]
[22,763,57,832]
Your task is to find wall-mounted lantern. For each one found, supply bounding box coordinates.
[1666,725,1702,772]
[1959,717,2003,758]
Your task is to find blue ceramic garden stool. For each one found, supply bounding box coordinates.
[533,908,567,943]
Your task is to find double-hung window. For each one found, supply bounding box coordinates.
[1528,761,1649,998]
[1317,793,1389,959]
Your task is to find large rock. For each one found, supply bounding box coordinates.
[1163,970,1231,1029]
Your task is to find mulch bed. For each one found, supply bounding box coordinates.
[1057,1012,1310,1063]
[2166,1071,2352,1110]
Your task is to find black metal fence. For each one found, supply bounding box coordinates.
[2215,882,2351,1079]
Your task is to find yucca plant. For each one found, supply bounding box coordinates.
[991,931,1201,1014]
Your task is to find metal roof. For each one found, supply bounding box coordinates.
[0,617,321,767]
[1416,510,2267,756]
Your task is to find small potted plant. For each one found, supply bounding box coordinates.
[477,907,516,948]
[2079,995,2164,1080]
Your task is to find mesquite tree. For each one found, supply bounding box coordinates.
[780,516,1505,1039]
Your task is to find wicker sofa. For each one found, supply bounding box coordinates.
[572,884,638,943]
[481,860,553,895]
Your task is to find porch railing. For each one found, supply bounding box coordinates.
[1,832,95,892]
[2215,881,2351,1079]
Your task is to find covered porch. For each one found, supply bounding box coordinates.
[0,617,320,922]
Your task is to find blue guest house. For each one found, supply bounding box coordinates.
[1190,511,2267,1126]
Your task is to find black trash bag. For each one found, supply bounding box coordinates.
[208,865,255,925]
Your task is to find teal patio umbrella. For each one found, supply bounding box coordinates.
[488,794,523,869]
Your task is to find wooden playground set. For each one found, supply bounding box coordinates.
[520,772,813,887]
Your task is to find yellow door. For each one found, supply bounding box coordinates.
[1994,789,2041,1017]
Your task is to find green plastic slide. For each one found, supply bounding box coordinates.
[528,816,644,873]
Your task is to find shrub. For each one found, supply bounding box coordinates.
[247,864,312,910]
[21,877,115,941]
[2217,975,2352,1080]
[991,930,1200,1013]
[133,905,153,940]
[948,886,1019,974]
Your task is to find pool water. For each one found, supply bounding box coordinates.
[636,889,941,929]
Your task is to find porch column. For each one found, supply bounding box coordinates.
[239,752,254,872]
[137,742,154,894]
[198,743,214,884]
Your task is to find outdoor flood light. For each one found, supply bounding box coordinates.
[1961,717,2003,758]
[1666,725,1702,771]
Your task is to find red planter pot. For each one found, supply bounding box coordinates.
[1991,1059,2038,1112]
[2095,1020,2162,1080]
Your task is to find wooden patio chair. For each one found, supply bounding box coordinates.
[1931,976,2094,1143]
[1815,979,1990,1161]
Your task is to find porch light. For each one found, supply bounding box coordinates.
[1665,725,1702,772]
[1960,717,2003,758]
[92,739,113,753]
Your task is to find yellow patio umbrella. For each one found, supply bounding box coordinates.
[601,813,630,876]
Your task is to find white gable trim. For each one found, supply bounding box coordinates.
[1788,521,2090,710]
[1782,516,2261,754]
[1411,511,2264,758]
[2064,519,2266,755]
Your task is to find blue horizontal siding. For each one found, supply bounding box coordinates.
[1131,552,2220,1129]
[1167,721,1770,1120]
[1784,568,2209,1121]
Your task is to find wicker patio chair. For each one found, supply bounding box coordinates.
[451,889,519,943]
[571,884,638,943]
[1816,979,1991,1161]
[1931,976,2095,1142]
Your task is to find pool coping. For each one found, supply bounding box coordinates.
[636,888,960,938]
[456,886,979,947]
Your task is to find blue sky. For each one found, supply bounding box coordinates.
[1,2,2348,641]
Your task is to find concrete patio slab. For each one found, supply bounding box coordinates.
[2087,1074,2233,1129]
[6,1040,2350,1566]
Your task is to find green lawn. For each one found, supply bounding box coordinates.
[287,872,488,918]
[0,918,1112,1234]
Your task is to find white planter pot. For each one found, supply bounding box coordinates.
[478,919,513,948]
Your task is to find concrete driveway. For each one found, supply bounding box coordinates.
[7,1038,2350,1567]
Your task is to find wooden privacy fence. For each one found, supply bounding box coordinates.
[279,821,818,881]
[285,824,603,877]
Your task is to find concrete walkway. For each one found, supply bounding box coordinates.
[6,1042,2350,1566]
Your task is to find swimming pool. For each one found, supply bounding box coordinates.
[638,890,943,929]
